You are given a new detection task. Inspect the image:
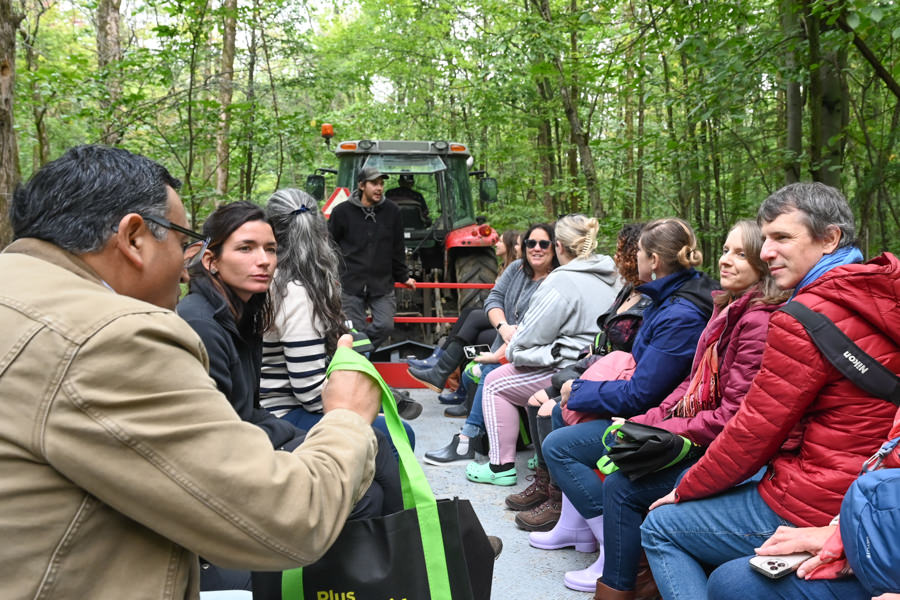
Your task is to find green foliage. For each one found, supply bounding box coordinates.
[9,0,900,266]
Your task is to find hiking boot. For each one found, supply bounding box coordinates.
[514,485,561,531]
[396,399,423,420]
[488,535,503,560]
[505,466,550,511]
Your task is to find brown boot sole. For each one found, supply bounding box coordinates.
[406,371,443,393]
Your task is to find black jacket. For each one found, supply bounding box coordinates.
[176,278,303,449]
[328,190,409,296]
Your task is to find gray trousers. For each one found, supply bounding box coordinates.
[342,291,396,349]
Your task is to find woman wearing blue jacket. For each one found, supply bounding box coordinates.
[539,218,716,591]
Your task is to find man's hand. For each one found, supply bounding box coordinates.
[648,488,678,511]
[322,334,381,423]
[537,399,556,417]
[403,278,416,289]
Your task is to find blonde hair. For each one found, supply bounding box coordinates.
[640,218,703,272]
[555,214,599,260]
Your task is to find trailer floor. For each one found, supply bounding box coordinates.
[407,387,596,599]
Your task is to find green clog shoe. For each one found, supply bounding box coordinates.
[528,454,538,470]
[465,461,517,486]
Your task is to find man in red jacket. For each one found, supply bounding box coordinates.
[639,182,900,600]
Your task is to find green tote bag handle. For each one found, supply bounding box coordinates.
[281,346,453,599]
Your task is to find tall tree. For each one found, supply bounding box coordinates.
[0,0,23,247]
[215,0,236,196]
[96,0,122,145]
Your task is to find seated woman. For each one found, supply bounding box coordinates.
[536,218,717,591]
[423,223,558,464]
[177,201,401,516]
[589,220,787,598]
[507,222,650,530]
[259,188,414,449]
[466,214,620,487]
[407,228,522,397]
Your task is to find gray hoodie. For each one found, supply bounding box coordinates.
[507,254,620,368]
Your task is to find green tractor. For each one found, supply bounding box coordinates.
[306,136,500,345]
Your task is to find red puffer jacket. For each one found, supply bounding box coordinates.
[675,253,900,527]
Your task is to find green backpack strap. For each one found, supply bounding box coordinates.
[282,346,452,600]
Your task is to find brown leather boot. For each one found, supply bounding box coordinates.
[514,484,561,531]
[505,465,550,511]
[634,552,660,600]
[593,580,636,600]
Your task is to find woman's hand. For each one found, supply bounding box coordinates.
[475,344,505,364]
[528,389,550,407]
[755,525,840,578]
[498,323,517,343]
[559,379,574,408]
[537,400,556,417]
[648,488,678,511]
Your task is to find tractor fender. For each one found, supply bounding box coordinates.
[443,223,498,273]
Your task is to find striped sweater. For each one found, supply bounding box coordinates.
[260,280,328,416]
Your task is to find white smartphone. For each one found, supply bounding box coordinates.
[748,552,813,579]
[463,344,491,359]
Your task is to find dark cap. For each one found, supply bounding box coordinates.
[357,166,388,183]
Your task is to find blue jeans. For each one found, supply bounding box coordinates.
[460,362,500,439]
[599,462,698,591]
[283,408,416,451]
[640,479,795,600]
[707,556,869,600]
[542,417,615,518]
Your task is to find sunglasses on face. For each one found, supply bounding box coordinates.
[524,239,551,250]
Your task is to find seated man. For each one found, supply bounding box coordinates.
[639,182,900,600]
[385,173,431,226]
[1,145,381,599]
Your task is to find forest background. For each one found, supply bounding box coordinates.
[0,0,898,270]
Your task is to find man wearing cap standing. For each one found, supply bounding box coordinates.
[329,167,416,349]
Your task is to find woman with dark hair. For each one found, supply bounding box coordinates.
[423,223,559,464]
[177,199,400,528]
[405,227,526,392]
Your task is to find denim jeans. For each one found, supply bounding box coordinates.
[460,362,500,439]
[599,462,698,591]
[283,408,416,451]
[640,479,795,600]
[707,556,869,600]
[542,417,615,519]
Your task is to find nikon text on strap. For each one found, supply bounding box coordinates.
[780,301,900,407]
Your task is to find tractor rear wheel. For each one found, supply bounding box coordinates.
[454,250,498,314]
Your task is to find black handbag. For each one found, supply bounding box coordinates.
[596,421,703,481]
[252,347,494,600]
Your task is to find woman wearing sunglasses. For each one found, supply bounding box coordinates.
[422,223,559,463]
[466,214,620,486]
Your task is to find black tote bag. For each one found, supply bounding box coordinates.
[252,347,494,600]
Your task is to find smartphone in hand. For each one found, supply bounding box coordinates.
[463,344,492,359]
[748,553,813,579]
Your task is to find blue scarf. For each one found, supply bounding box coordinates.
[788,245,863,301]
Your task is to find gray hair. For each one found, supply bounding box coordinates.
[11,145,180,253]
[757,182,856,248]
[266,189,347,355]
[555,214,599,260]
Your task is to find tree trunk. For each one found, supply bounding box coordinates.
[215,0,237,196]
[96,0,122,146]
[805,2,846,188]
[19,5,50,171]
[782,0,802,184]
[0,0,23,248]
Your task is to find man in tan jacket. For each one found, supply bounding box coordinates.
[0,145,381,599]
